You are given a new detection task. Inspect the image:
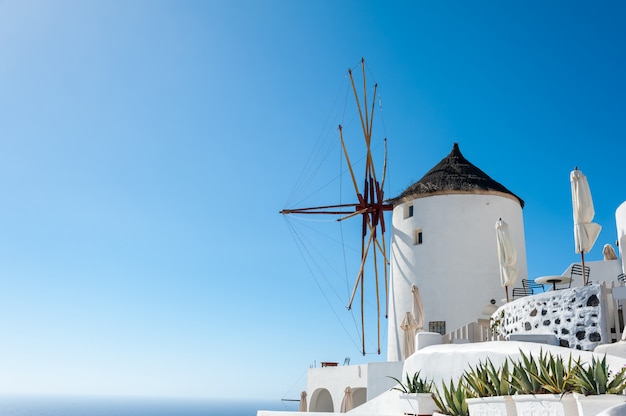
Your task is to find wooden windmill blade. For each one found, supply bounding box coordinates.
[280,59,392,356]
[349,60,391,354]
[279,203,360,215]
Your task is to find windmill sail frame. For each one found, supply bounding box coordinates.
[280,59,392,355]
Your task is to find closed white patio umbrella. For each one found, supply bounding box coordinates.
[411,284,425,332]
[298,391,307,412]
[400,311,418,359]
[603,244,617,261]
[340,386,353,412]
[496,218,518,302]
[571,168,602,285]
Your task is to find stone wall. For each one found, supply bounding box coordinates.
[494,284,606,351]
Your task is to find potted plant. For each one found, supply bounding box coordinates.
[510,349,578,416]
[571,355,626,415]
[389,371,437,416]
[464,359,517,416]
[431,378,470,416]
[390,371,434,394]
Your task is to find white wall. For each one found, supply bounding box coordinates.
[559,259,622,287]
[616,201,626,273]
[308,365,367,412]
[364,361,403,400]
[306,361,403,412]
[401,341,626,390]
[387,193,527,361]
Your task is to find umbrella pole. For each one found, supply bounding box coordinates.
[581,252,586,286]
[505,286,509,303]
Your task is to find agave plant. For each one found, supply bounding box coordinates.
[432,379,470,416]
[510,350,545,394]
[463,361,492,398]
[464,358,516,397]
[510,349,576,394]
[496,360,517,396]
[571,355,626,395]
[531,349,576,394]
[388,370,433,394]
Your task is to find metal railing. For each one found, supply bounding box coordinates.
[605,280,624,343]
[442,321,502,344]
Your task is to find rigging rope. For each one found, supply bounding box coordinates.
[281,369,308,403]
[285,75,351,209]
[284,216,362,352]
[338,125,363,341]
[284,214,385,354]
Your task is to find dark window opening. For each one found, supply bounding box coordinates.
[429,321,446,335]
[414,229,423,245]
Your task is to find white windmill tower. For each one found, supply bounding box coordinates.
[386,143,528,361]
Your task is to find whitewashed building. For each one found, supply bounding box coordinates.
[387,143,528,361]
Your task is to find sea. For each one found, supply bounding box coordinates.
[0,396,298,416]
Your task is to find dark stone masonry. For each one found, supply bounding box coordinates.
[495,285,605,351]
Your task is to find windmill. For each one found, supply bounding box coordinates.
[280,59,392,355]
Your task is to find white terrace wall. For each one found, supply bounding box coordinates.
[494,284,608,351]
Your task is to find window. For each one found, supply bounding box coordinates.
[413,229,423,245]
[403,204,414,219]
[429,321,446,335]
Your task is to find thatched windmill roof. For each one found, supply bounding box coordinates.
[392,143,524,207]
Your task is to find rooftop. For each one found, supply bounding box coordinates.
[392,142,524,207]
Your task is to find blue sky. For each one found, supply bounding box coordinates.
[0,0,625,402]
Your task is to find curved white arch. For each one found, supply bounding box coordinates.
[352,387,367,408]
[310,388,334,412]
